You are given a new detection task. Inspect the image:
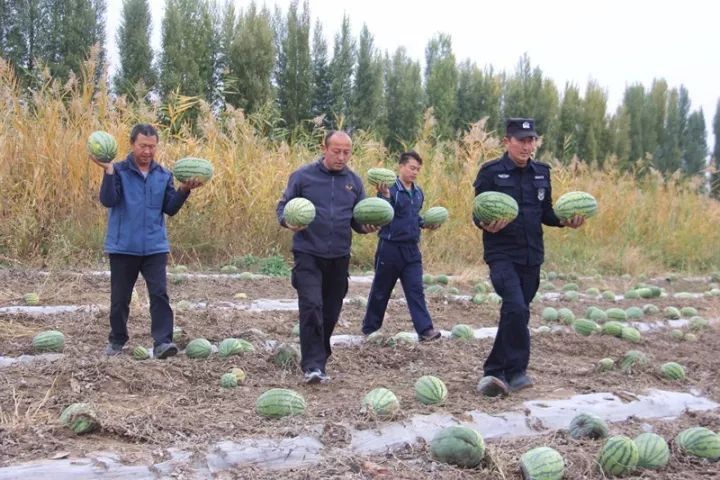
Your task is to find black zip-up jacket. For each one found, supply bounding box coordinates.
[378,178,424,244]
[277,158,367,258]
[473,153,563,266]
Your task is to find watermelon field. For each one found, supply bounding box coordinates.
[1,267,719,479]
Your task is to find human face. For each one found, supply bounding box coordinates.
[398,158,421,186]
[504,136,536,167]
[321,132,352,171]
[131,133,158,168]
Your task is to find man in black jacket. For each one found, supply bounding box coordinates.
[473,118,584,396]
[277,131,377,384]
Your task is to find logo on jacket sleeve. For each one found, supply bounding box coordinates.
[537,188,546,201]
[345,184,354,191]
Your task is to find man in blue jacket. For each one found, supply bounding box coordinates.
[90,124,203,359]
[361,151,441,341]
[277,131,377,384]
[473,118,584,396]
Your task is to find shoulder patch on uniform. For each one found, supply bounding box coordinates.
[480,158,502,170]
[533,160,552,169]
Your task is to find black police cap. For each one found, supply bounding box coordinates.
[505,118,538,139]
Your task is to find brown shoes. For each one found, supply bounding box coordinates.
[419,328,442,342]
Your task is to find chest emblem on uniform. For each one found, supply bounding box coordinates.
[537,188,546,201]
[535,175,545,179]
[497,173,510,179]
[346,184,354,191]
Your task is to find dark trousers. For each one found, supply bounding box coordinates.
[483,261,540,380]
[291,252,349,373]
[362,240,433,335]
[109,253,173,347]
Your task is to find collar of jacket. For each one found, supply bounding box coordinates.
[316,157,348,175]
[394,177,417,194]
[127,153,159,175]
[499,152,542,173]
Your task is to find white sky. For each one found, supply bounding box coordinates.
[105,0,719,147]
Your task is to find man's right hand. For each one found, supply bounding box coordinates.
[89,155,113,174]
[480,219,509,233]
[286,223,307,233]
[376,182,390,198]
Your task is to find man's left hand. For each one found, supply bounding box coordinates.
[362,224,381,233]
[178,179,204,192]
[423,224,441,231]
[562,215,585,228]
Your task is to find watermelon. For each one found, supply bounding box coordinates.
[87,130,118,163]
[271,343,300,367]
[553,191,598,221]
[353,197,394,226]
[430,426,485,468]
[684,333,698,342]
[414,375,448,405]
[634,432,670,469]
[435,274,449,285]
[292,323,300,336]
[283,197,316,227]
[421,206,449,227]
[587,306,608,323]
[601,290,617,301]
[471,293,487,305]
[175,300,192,312]
[220,372,238,388]
[32,330,65,353]
[218,338,252,358]
[663,306,680,320]
[597,435,639,476]
[473,191,519,224]
[520,446,565,480]
[173,157,213,183]
[659,361,685,380]
[220,265,238,273]
[540,280,556,291]
[185,338,212,359]
[643,304,660,315]
[562,283,579,292]
[601,321,624,337]
[573,318,599,336]
[621,350,648,373]
[563,291,579,302]
[365,331,386,345]
[59,403,100,435]
[230,367,246,383]
[624,289,640,299]
[569,413,609,440]
[670,329,685,341]
[675,427,720,460]
[170,265,189,274]
[625,306,643,320]
[597,357,615,372]
[23,292,40,306]
[605,308,627,322]
[425,284,444,296]
[473,282,488,293]
[558,308,575,324]
[586,287,600,296]
[423,274,436,285]
[132,346,149,360]
[542,307,559,323]
[451,324,475,340]
[536,325,552,335]
[620,326,642,343]
[256,388,306,418]
[689,316,709,331]
[367,167,396,187]
[636,287,654,299]
[386,331,417,347]
[362,388,400,417]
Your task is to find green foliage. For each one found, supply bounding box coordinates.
[259,254,291,276]
[383,47,424,150]
[424,33,457,140]
[351,25,384,134]
[275,0,311,131]
[310,19,331,122]
[113,0,155,98]
[328,14,354,127]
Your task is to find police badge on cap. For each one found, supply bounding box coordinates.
[506,118,538,139]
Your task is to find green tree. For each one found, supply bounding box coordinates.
[643,78,668,160]
[424,33,457,139]
[113,0,155,98]
[455,61,502,134]
[160,0,215,100]
[656,88,682,173]
[579,80,608,164]
[622,84,646,165]
[556,83,582,162]
[683,109,707,176]
[225,2,274,113]
[328,14,354,127]
[310,19,331,122]
[383,47,423,151]
[712,99,720,196]
[351,24,384,133]
[276,0,311,131]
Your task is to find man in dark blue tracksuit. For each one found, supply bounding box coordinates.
[473,118,584,396]
[362,151,441,341]
[277,131,377,384]
[91,124,204,359]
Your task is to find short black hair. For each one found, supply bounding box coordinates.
[130,124,159,143]
[399,150,422,165]
[323,130,350,146]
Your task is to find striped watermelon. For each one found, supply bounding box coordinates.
[624,289,640,299]
[283,197,316,227]
[185,338,212,358]
[353,197,394,226]
[218,338,253,358]
[597,435,639,476]
[587,307,608,323]
[386,331,417,347]
[23,292,40,305]
[132,345,149,360]
[573,318,599,336]
[602,290,617,301]
[561,283,579,291]
[230,367,246,383]
[620,326,642,343]
[430,426,485,468]
[636,287,654,298]
[659,361,685,380]
[365,331,386,345]
[59,403,100,435]
[643,304,660,315]
[569,413,609,440]
[32,330,65,353]
[362,388,400,417]
[87,130,118,163]
[367,167,396,187]
[634,432,670,469]
[473,191,519,224]
[220,265,238,273]
[220,372,238,388]
[601,321,624,337]
[271,343,300,367]
[256,388,306,418]
[675,427,720,460]
[451,324,475,340]
[414,375,448,405]
[421,206,449,227]
[542,307,559,322]
[689,316,709,330]
[663,306,681,320]
[558,308,575,324]
[520,446,565,480]
[625,306,643,319]
[621,350,648,373]
[597,358,615,372]
[670,329,685,341]
[553,191,598,221]
[173,157,213,183]
[605,308,628,322]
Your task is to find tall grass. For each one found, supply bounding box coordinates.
[2,57,720,274]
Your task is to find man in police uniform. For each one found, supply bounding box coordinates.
[473,118,584,396]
